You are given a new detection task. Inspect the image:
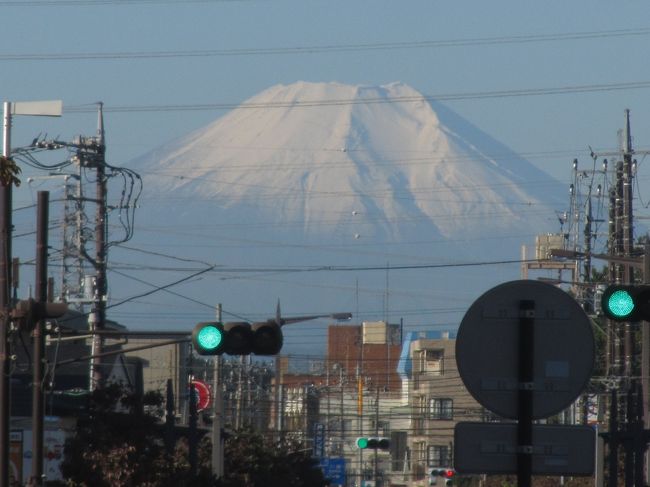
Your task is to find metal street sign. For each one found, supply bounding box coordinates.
[454,422,595,475]
[456,280,595,419]
[313,422,325,458]
[319,457,346,486]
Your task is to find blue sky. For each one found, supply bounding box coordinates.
[3,0,650,185]
[4,0,650,341]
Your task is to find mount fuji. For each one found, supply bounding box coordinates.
[113,81,567,351]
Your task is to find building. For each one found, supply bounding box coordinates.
[327,321,402,392]
[397,331,484,486]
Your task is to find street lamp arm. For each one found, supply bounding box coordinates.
[280,312,352,326]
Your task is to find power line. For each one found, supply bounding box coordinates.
[2,27,649,60]
[106,257,533,276]
[105,264,216,311]
[62,80,650,114]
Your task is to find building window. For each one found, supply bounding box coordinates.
[413,395,426,435]
[427,444,450,467]
[417,349,444,375]
[429,398,453,420]
[414,441,427,462]
[425,349,444,375]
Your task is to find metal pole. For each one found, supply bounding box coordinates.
[517,299,535,487]
[165,378,175,455]
[643,243,650,485]
[31,191,49,486]
[211,304,224,478]
[625,388,634,487]
[189,383,198,476]
[1,101,13,487]
[633,383,644,487]
[374,386,379,487]
[608,390,619,487]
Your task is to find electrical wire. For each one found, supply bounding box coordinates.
[2,27,649,60]
[63,80,650,114]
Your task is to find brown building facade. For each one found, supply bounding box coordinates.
[327,321,402,392]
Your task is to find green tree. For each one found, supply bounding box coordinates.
[220,428,327,487]
[60,383,216,486]
[60,384,327,486]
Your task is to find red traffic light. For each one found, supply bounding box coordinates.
[443,469,455,478]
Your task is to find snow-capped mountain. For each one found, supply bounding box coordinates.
[134,81,563,244]
[113,81,568,346]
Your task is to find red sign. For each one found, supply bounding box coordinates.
[190,379,212,412]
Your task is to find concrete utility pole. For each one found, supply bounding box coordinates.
[1,100,61,487]
[621,109,635,379]
[1,101,14,487]
[605,109,639,378]
[31,192,49,486]
[90,103,108,390]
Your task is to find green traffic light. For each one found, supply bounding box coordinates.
[606,289,635,319]
[356,437,369,449]
[197,325,223,351]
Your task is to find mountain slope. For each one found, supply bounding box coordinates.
[134,81,564,244]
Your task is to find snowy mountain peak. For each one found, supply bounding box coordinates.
[134,81,564,243]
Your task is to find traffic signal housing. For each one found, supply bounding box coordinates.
[192,320,284,356]
[429,468,455,485]
[192,322,225,355]
[355,437,390,450]
[252,320,283,355]
[192,304,352,356]
[601,285,650,321]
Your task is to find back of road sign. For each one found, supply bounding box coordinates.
[454,422,595,475]
[456,280,595,419]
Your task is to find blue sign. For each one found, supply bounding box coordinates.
[319,457,346,486]
[313,422,325,458]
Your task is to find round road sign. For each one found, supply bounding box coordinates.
[456,280,594,419]
[190,379,212,412]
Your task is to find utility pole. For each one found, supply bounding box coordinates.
[607,110,635,377]
[31,192,49,486]
[621,109,635,380]
[1,101,15,487]
[90,103,107,390]
[1,99,61,487]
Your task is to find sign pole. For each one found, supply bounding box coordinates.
[517,300,535,487]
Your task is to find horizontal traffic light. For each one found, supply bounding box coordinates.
[355,437,389,450]
[601,285,650,321]
[192,321,283,356]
